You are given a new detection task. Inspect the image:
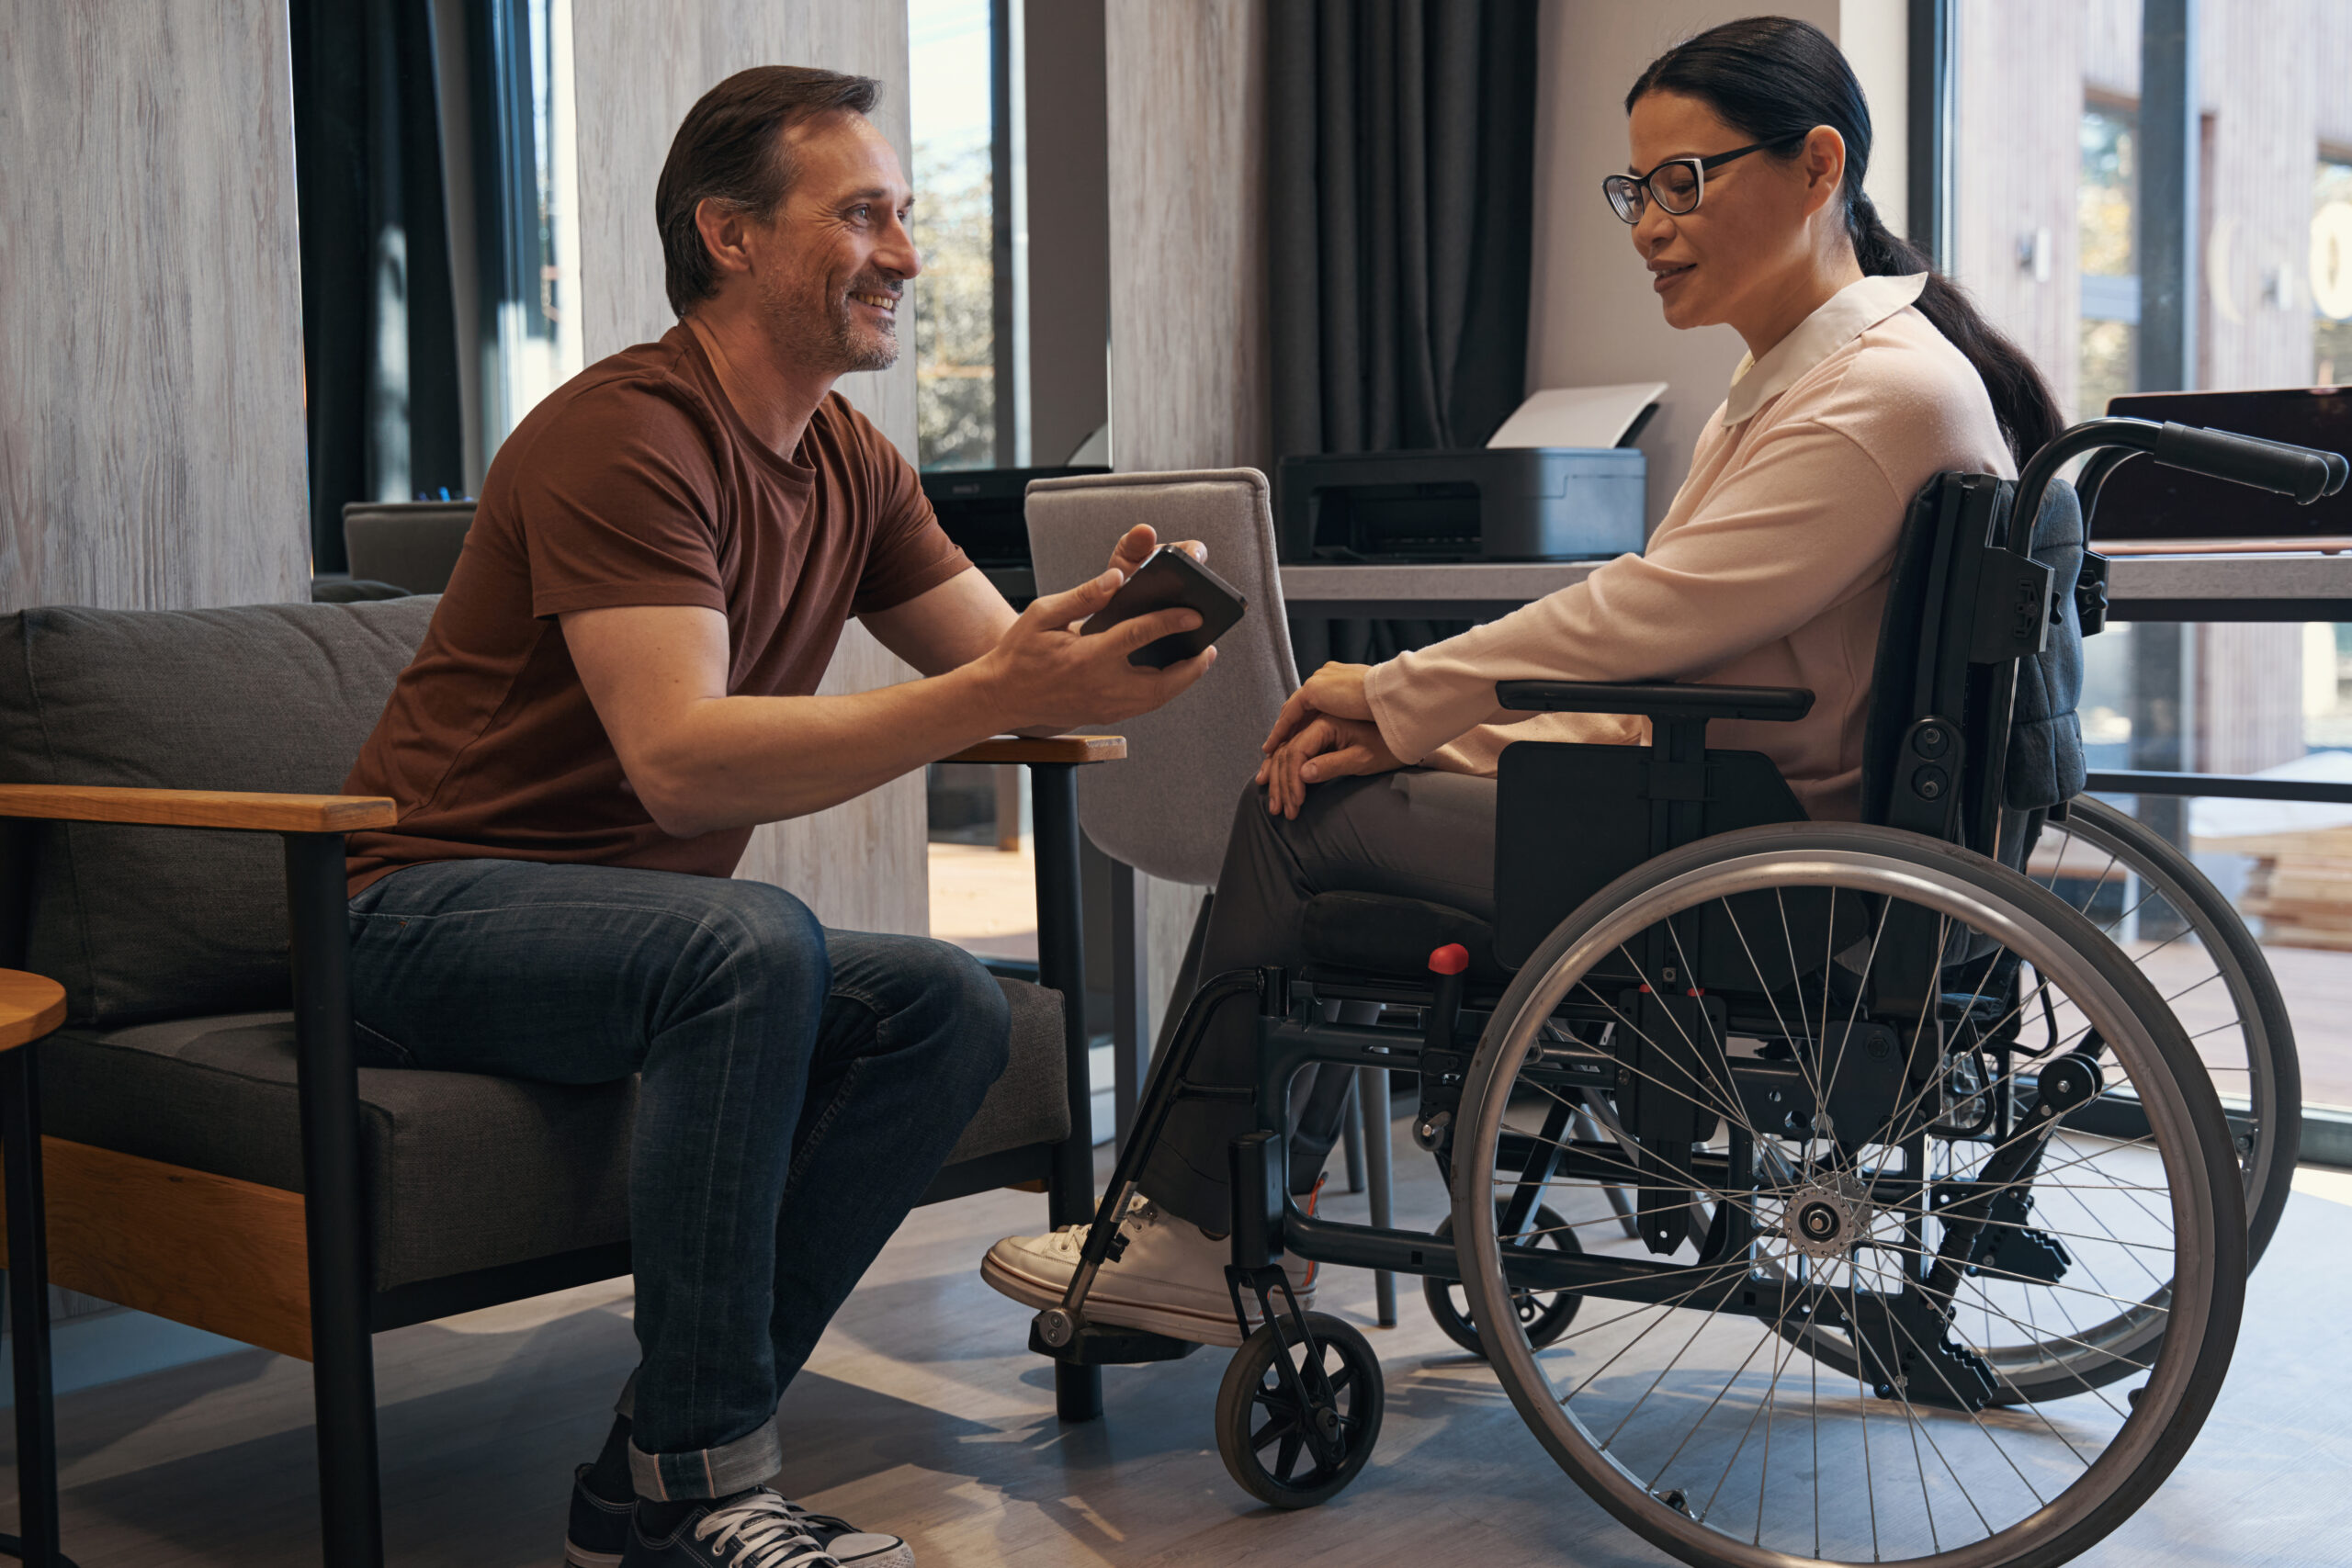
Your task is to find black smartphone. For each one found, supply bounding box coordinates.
[1080,546,1249,668]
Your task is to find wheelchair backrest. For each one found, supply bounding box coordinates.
[1858,471,2088,870]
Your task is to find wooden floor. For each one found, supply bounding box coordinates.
[10,1128,2352,1567]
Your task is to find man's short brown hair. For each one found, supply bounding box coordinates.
[655,66,882,317]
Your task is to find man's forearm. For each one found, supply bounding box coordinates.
[630,663,1009,838]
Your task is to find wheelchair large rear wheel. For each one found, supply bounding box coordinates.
[2026,795,2300,1267]
[1452,823,2245,1568]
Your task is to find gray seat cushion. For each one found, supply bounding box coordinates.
[0,599,440,1024]
[37,976,1069,1292]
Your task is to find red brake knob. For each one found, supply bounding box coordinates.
[1429,943,1470,976]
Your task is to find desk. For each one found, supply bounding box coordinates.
[1277,553,2352,624]
[1093,556,2352,1183]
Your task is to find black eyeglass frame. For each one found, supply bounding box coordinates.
[1601,137,1804,224]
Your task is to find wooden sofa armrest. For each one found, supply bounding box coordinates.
[0,784,396,834]
[944,735,1126,766]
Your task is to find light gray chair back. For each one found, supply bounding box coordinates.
[1025,468,1296,887]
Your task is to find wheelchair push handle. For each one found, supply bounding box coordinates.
[2152,421,2342,504]
[2018,414,2346,542]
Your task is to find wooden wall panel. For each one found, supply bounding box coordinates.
[2199,0,2317,392]
[2199,624,2307,775]
[2318,4,2352,152]
[1955,0,2086,419]
[570,0,927,936]
[1104,0,1270,476]
[0,1,309,613]
[2083,0,2142,97]
[1102,0,1267,1009]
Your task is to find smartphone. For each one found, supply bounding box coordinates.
[1080,546,1249,669]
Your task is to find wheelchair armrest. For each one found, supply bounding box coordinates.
[1495,681,1815,724]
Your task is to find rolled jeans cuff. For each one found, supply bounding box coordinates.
[628,1414,782,1501]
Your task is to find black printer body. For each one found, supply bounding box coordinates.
[1275,446,1646,563]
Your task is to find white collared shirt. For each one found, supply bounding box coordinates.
[1724,272,1932,426]
[1365,265,2010,822]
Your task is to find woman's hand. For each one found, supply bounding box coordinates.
[1261,662,1375,757]
[1254,713,1402,818]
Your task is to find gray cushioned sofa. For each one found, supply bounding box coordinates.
[0,597,1097,1562]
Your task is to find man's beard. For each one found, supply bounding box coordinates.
[760,270,899,375]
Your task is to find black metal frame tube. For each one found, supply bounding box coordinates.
[1026,766,1102,1421]
[283,832,382,1567]
[2138,0,2199,395]
[1,1045,62,1566]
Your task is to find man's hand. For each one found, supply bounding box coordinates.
[860,525,1206,678]
[971,561,1216,734]
[1255,713,1402,818]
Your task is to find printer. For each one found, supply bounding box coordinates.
[1275,382,1663,563]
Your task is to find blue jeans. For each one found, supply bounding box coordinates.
[346,859,1011,1499]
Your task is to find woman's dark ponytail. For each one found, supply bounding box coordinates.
[1627,17,2063,466]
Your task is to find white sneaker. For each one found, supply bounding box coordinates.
[980,1193,1316,1348]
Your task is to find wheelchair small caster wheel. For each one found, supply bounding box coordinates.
[1423,1205,1581,1358]
[1214,1312,1383,1508]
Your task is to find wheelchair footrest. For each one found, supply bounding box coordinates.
[1028,1318,1201,1366]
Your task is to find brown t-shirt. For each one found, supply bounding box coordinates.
[344,325,970,895]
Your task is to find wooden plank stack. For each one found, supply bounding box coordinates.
[2195,826,2352,949]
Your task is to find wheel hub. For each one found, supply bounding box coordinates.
[1783,1176,1871,1264]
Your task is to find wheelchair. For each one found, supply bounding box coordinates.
[1031,416,2349,1568]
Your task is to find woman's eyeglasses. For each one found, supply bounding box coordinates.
[1602,139,1800,224]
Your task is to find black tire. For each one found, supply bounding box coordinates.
[2032,795,2301,1268]
[1423,1205,1582,1357]
[1214,1312,1385,1509]
[1452,823,2245,1568]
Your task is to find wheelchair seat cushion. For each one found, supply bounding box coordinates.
[1300,892,1510,984]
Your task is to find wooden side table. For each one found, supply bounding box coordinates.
[0,970,69,1567]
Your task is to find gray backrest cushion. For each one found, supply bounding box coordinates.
[1025,469,1297,886]
[0,598,436,1023]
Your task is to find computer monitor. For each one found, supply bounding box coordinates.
[2095,387,2352,544]
[920,466,1109,567]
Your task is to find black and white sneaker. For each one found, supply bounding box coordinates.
[565,1462,635,1566]
[622,1488,914,1568]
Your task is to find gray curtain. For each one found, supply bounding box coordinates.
[291,0,467,571]
[1268,0,1541,671]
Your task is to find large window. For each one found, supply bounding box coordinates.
[909,0,1001,470]
[1948,0,2352,1112]
[2078,101,2138,421]
[2319,155,2352,385]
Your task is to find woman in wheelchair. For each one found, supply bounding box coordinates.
[978,18,2337,1562]
[985,16,2053,1344]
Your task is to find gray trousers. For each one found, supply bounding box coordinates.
[1140,768,1498,1230]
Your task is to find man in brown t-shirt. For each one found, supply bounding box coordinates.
[342,69,1210,1568]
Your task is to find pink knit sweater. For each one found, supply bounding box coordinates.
[1362,274,2014,821]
